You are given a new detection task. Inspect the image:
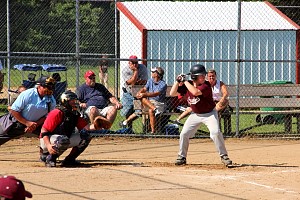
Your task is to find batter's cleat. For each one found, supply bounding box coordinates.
[45,155,57,167]
[221,155,232,166]
[175,156,186,165]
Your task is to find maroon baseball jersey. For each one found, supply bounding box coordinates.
[178,80,215,114]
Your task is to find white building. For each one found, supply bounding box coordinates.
[117,1,300,86]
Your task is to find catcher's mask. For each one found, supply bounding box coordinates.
[37,76,56,95]
[59,90,79,113]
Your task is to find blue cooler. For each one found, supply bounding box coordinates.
[165,124,180,135]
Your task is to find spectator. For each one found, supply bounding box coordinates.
[52,73,61,82]
[8,85,27,110]
[22,73,36,89]
[77,70,122,128]
[17,85,27,93]
[172,83,192,125]
[120,67,167,134]
[0,175,32,199]
[27,73,36,82]
[170,64,232,166]
[98,55,109,88]
[40,91,100,167]
[0,60,4,93]
[0,76,56,146]
[120,55,148,128]
[207,69,229,111]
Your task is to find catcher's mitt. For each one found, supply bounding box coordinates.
[215,98,229,111]
[93,116,112,130]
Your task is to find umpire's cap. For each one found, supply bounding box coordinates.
[36,75,56,90]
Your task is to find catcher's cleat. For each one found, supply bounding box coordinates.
[45,155,57,167]
[39,153,49,163]
[175,156,186,166]
[221,155,232,166]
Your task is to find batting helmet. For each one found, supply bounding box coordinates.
[59,90,79,112]
[189,64,207,80]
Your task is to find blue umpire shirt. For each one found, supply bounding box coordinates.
[11,88,56,121]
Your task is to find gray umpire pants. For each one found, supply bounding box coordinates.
[178,109,228,158]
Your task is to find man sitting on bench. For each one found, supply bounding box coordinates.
[120,67,167,134]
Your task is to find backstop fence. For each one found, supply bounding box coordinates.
[0,0,300,138]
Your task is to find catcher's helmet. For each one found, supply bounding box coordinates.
[59,90,79,112]
[189,64,207,80]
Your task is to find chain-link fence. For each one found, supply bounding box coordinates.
[1,0,300,138]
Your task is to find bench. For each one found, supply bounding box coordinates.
[226,84,300,135]
[131,85,179,133]
[132,85,179,114]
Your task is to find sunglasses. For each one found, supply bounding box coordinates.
[151,70,162,76]
[88,76,96,80]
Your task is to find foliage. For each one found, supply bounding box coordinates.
[0,0,114,54]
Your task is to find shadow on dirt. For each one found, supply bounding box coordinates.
[56,159,144,168]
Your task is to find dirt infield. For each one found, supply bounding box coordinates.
[0,137,300,200]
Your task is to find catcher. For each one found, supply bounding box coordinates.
[39,90,111,167]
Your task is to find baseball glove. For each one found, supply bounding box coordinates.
[93,116,112,130]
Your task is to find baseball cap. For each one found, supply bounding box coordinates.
[36,75,56,89]
[151,67,164,77]
[84,70,96,79]
[129,55,138,63]
[0,175,32,199]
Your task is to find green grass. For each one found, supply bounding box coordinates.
[2,66,297,137]
[111,112,292,136]
[8,65,117,89]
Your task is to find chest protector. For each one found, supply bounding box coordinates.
[52,107,80,138]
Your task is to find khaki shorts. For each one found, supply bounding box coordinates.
[85,105,114,117]
[150,100,165,113]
